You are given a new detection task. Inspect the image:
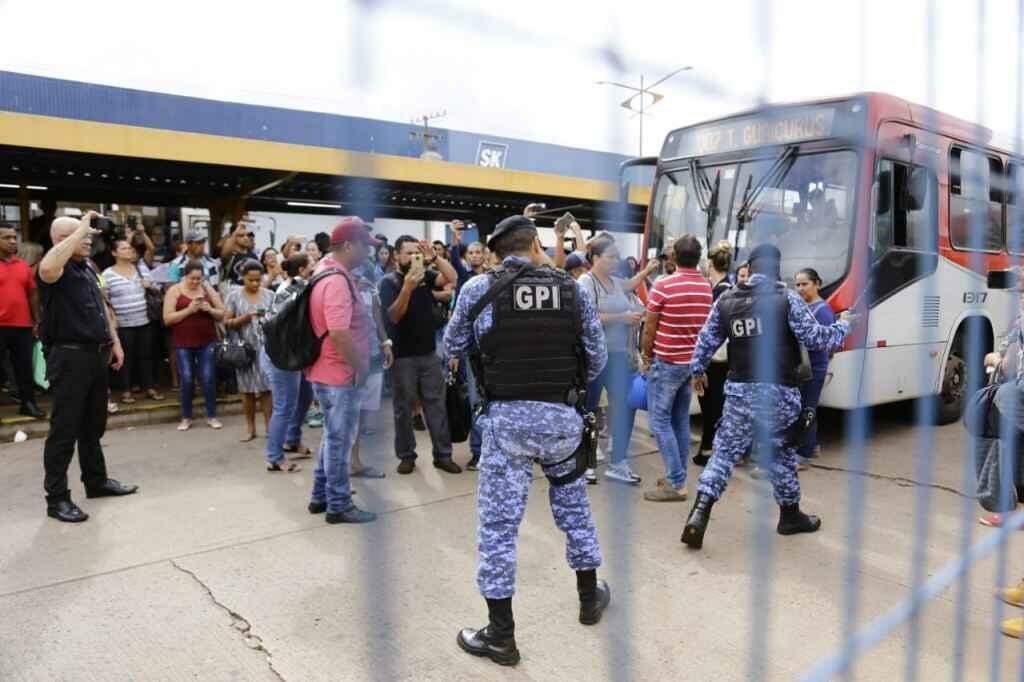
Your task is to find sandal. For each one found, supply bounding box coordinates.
[147,389,165,401]
[283,443,313,460]
[207,418,223,430]
[177,419,192,432]
[121,393,136,404]
[267,461,301,473]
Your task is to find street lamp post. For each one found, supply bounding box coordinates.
[597,66,693,156]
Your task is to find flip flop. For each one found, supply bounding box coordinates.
[267,462,301,473]
[980,514,1004,527]
[351,465,386,479]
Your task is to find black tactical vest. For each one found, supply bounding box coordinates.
[469,263,586,405]
[716,282,802,387]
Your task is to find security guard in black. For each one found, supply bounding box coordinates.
[37,212,138,524]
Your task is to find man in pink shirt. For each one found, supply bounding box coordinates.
[306,217,380,524]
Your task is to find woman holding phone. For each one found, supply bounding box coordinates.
[224,260,275,442]
[163,261,225,431]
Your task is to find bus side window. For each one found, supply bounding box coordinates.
[1008,163,1024,254]
[949,147,1003,252]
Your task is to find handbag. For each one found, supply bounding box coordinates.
[215,333,256,370]
[964,382,1001,439]
[145,286,164,325]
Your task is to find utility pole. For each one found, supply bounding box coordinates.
[409,110,447,160]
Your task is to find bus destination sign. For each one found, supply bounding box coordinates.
[663,102,864,159]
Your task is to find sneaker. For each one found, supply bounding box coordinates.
[107,401,119,414]
[207,418,223,430]
[585,468,597,485]
[692,451,711,467]
[413,414,427,431]
[643,478,688,502]
[397,459,416,475]
[466,455,480,471]
[604,463,641,485]
[998,580,1024,607]
[177,419,192,432]
[325,504,377,524]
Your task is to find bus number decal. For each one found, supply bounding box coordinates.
[963,292,987,304]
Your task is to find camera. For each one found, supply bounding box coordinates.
[92,216,118,234]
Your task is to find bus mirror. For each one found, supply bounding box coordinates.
[876,170,892,215]
[907,167,928,211]
[619,179,631,204]
[988,269,1019,290]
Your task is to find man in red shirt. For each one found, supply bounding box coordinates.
[0,224,44,418]
[305,218,380,525]
[640,235,712,502]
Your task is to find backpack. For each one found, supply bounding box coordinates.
[262,268,357,371]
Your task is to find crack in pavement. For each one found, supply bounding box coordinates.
[169,559,286,682]
[808,462,971,498]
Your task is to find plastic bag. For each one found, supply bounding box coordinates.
[32,341,48,390]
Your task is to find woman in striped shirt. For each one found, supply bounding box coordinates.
[102,239,163,403]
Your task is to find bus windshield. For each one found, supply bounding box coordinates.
[648,149,858,287]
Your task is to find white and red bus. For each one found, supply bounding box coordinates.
[631,93,1024,422]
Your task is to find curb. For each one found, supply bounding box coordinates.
[1,397,244,444]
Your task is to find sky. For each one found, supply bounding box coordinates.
[1,0,1022,157]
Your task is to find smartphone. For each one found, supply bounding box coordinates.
[411,253,424,267]
[256,305,267,316]
[554,212,574,231]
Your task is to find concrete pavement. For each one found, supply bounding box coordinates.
[1,404,1023,681]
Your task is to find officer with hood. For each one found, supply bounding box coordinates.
[444,215,609,666]
[682,243,855,549]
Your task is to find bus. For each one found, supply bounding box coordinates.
[630,93,1024,423]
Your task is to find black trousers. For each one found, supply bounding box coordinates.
[0,326,34,401]
[698,361,729,452]
[116,323,154,391]
[42,346,110,503]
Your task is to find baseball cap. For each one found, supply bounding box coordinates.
[748,243,782,264]
[185,230,207,243]
[330,217,382,248]
[565,252,586,271]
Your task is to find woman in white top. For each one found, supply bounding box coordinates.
[103,239,164,403]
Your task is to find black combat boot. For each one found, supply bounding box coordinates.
[681,493,715,549]
[457,597,520,666]
[19,399,45,420]
[577,569,611,625]
[777,503,822,535]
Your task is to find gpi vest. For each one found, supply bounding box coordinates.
[715,281,803,387]
[468,263,587,405]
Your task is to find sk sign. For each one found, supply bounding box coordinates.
[476,141,509,169]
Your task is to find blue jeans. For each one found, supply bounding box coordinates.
[175,343,217,419]
[646,358,692,489]
[585,351,637,466]
[310,382,360,513]
[260,349,314,465]
[798,369,827,458]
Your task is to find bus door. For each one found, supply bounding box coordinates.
[865,121,942,400]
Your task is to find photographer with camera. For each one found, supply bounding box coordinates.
[37,212,139,523]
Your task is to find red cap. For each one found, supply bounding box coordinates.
[330,217,381,248]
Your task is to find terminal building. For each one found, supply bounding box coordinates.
[0,71,649,253]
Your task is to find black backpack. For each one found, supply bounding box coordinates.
[263,268,356,371]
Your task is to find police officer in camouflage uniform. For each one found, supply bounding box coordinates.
[682,244,855,549]
[444,215,610,667]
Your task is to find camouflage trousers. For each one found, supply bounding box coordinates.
[476,416,602,599]
[697,382,803,507]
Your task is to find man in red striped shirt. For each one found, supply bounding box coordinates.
[640,235,712,502]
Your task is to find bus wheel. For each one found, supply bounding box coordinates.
[937,352,966,425]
